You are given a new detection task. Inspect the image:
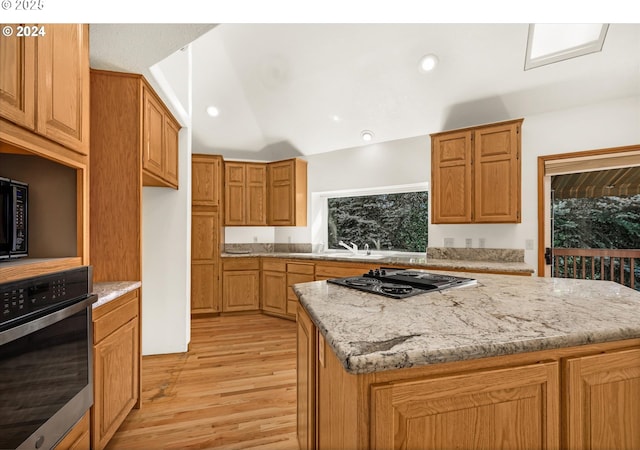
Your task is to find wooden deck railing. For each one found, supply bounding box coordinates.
[552,248,640,290]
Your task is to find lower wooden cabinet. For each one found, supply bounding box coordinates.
[54,410,90,450]
[287,262,314,318]
[296,305,316,450]
[564,348,640,450]
[191,262,220,314]
[371,362,559,449]
[262,269,287,315]
[298,305,640,450]
[91,289,141,450]
[222,258,260,312]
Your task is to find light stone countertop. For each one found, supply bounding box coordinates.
[221,252,534,274]
[293,271,640,374]
[92,281,141,309]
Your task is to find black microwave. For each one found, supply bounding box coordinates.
[0,177,28,260]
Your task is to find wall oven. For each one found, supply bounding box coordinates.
[0,266,96,450]
[0,177,28,260]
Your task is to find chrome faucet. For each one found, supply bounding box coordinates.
[364,243,370,255]
[338,240,358,255]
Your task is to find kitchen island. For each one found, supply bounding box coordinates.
[293,271,640,450]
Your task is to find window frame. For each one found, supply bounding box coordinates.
[316,182,429,254]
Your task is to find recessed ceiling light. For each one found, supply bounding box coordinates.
[330,114,341,122]
[206,106,220,117]
[361,130,374,142]
[419,54,439,73]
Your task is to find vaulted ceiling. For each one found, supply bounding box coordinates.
[90,23,640,158]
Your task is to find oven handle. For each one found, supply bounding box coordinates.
[0,294,97,346]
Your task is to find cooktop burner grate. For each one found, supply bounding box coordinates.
[327,268,477,299]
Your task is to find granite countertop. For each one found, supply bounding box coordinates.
[221,251,534,274]
[293,271,640,374]
[92,281,142,309]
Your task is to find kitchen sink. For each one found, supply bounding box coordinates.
[329,253,389,260]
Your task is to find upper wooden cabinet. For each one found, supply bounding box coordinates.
[223,158,308,227]
[224,162,267,226]
[0,24,89,155]
[192,154,222,207]
[91,70,180,190]
[431,118,523,224]
[141,85,180,189]
[0,25,36,129]
[268,158,308,226]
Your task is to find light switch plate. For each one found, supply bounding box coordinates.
[465,238,472,248]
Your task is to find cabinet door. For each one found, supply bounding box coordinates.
[262,270,287,314]
[297,305,316,450]
[142,87,165,178]
[0,26,36,129]
[54,411,90,450]
[191,262,219,314]
[287,272,314,317]
[371,361,559,450]
[565,348,640,450]
[93,318,139,450]
[192,211,219,261]
[474,122,520,223]
[222,270,260,311]
[192,155,221,206]
[36,24,89,154]
[163,115,179,187]
[431,130,473,223]
[246,163,267,225]
[225,163,246,225]
[268,160,295,225]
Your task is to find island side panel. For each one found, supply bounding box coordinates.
[316,332,372,450]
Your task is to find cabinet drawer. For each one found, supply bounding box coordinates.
[287,262,315,275]
[288,273,315,301]
[315,264,373,279]
[262,259,287,272]
[223,258,260,271]
[93,291,139,344]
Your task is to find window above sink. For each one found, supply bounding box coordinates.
[325,187,428,254]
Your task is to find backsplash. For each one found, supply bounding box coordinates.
[427,247,525,262]
[224,243,312,254]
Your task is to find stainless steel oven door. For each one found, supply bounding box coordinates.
[0,295,95,450]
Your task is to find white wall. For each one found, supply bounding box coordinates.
[276,96,640,271]
[141,46,193,355]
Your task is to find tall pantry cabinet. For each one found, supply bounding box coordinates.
[89,69,181,449]
[191,155,224,314]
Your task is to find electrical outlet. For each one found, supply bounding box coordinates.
[478,238,486,248]
[465,238,472,248]
[526,239,534,250]
[253,236,258,243]
[444,238,454,247]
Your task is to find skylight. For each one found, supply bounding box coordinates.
[524,24,609,70]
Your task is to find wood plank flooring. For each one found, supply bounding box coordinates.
[106,314,299,450]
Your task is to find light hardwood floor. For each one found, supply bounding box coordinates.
[106,314,299,450]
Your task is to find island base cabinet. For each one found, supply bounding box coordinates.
[370,362,560,450]
[297,305,316,450]
[565,348,640,450]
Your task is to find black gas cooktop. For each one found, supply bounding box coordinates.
[327,268,477,299]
